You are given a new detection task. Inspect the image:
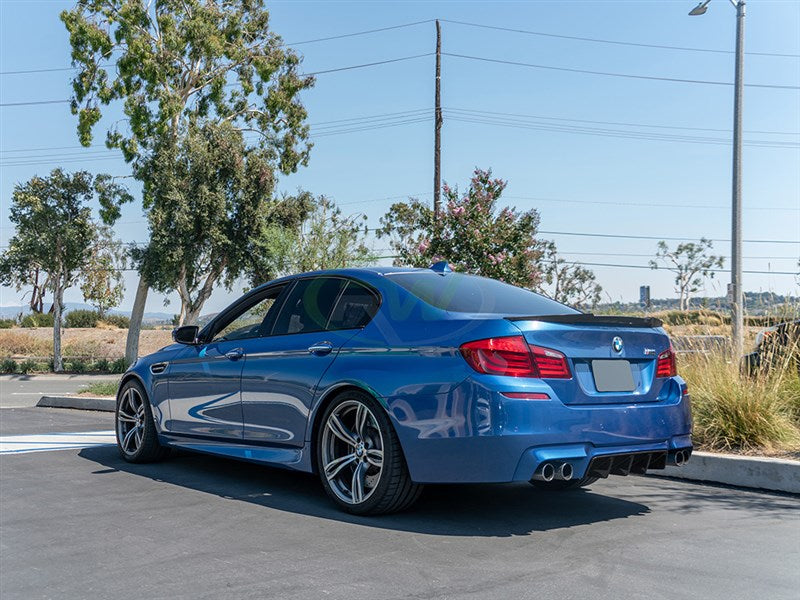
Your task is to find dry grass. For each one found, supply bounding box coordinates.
[680,350,800,455]
[0,328,173,359]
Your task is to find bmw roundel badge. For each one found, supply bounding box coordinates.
[612,336,624,353]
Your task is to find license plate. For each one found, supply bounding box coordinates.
[592,360,635,392]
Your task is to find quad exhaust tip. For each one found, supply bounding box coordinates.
[558,462,573,481]
[674,450,687,466]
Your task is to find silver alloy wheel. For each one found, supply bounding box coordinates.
[321,400,384,505]
[117,387,145,456]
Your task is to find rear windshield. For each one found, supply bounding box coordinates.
[387,272,579,315]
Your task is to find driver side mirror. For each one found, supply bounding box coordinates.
[172,325,200,345]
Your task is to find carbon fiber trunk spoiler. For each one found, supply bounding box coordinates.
[505,314,663,328]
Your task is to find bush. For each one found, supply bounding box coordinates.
[110,357,128,374]
[67,358,89,373]
[0,318,16,329]
[680,352,800,453]
[100,314,130,328]
[64,309,100,328]
[17,359,38,374]
[20,312,55,328]
[0,358,17,373]
[93,358,111,373]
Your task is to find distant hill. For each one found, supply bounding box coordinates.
[596,292,798,316]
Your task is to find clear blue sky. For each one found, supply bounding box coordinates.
[1,0,798,315]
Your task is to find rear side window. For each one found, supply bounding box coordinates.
[327,281,380,330]
[271,277,345,336]
[387,272,579,315]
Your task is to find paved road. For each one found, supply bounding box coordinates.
[1,406,798,600]
[0,374,118,408]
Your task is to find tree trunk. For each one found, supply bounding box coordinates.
[52,277,64,373]
[125,276,149,367]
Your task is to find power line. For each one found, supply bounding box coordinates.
[440,19,800,59]
[446,107,799,137]
[0,21,435,76]
[446,113,798,149]
[289,19,433,45]
[557,251,799,260]
[502,195,799,212]
[537,230,800,245]
[443,52,800,90]
[0,54,435,108]
[574,260,798,276]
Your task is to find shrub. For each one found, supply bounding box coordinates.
[680,352,800,453]
[93,358,111,373]
[100,314,130,328]
[20,312,55,328]
[17,359,38,374]
[110,357,128,374]
[67,358,89,373]
[64,309,100,328]
[0,358,17,373]
[0,318,16,329]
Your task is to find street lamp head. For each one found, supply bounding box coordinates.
[689,0,711,15]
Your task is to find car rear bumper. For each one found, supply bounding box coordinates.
[387,378,692,484]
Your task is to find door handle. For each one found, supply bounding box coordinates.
[225,348,244,361]
[308,341,333,356]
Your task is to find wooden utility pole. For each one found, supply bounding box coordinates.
[433,19,442,218]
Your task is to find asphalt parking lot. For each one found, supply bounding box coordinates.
[1,399,798,599]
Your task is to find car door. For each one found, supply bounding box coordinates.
[166,285,288,439]
[240,277,380,446]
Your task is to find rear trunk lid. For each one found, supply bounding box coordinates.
[507,314,673,405]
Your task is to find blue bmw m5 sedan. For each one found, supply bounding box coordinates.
[116,264,692,514]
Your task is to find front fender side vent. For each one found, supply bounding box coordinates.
[150,362,168,375]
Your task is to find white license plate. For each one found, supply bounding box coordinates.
[592,360,635,392]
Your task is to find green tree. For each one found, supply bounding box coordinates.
[135,121,311,324]
[378,168,547,288]
[62,0,314,359]
[649,238,725,311]
[81,225,126,317]
[540,242,602,309]
[269,193,374,275]
[0,169,130,371]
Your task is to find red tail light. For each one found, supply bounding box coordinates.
[460,336,534,377]
[460,336,572,379]
[529,345,571,378]
[656,346,677,378]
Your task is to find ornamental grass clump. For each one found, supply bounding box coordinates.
[680,347,800,454]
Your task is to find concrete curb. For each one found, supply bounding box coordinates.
[37,395,115,412]
[654,451,800,494]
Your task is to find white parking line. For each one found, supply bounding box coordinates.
[0,431,116,455]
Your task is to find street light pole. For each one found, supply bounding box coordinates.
[689,0,745,357]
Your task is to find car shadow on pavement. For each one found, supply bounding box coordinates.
[78,445,651,537]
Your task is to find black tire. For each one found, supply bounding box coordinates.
[529,476,599,491]
[316,390,423,515]
[115,379,168,463]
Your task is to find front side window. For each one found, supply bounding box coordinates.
[211,287,285,342]
[271,277,345,336]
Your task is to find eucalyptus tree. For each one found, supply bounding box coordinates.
[0,169,131,371]
[269,193,375,275]
[649,239,725,311]
[62,0,315,362]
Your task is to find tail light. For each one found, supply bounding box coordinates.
[460,336,571,379]
[656,346,677,378]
